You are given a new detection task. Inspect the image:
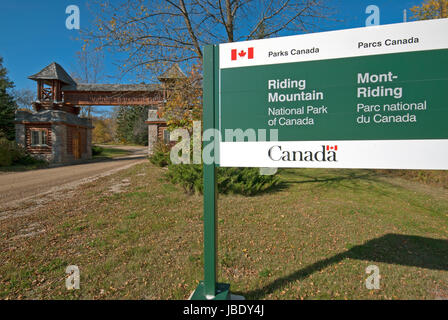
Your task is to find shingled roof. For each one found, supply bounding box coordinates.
[28,62,77,86]
[158,64,186,81]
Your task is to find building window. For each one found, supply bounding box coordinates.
[163,129,170,144]
[31,130,48,146]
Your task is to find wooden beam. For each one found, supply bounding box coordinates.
[37,80,42,100]
[62,91,164,106]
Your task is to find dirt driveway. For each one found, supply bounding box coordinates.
[0,145,147,212]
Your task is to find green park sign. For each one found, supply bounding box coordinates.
[218,18,448,170]
[191,18,448,300]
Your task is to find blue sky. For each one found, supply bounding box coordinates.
[0,0,423,94]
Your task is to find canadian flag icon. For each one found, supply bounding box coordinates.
[326,145,338,151]
[231,47,254,61]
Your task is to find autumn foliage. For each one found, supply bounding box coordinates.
[92,117,117,144]
[157,64,203,132]
[410,0,448,20]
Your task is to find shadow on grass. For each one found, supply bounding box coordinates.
[281,169,377,185]
[235,234,448,299]
[243,169,381,197]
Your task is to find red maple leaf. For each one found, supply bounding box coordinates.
[238,50,246,57]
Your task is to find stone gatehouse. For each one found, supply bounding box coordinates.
[15,62,185,164]
[15,109,92,163]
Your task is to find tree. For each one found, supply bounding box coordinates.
[0,57,17,140]
[92,116,116,143]
[115,105,149,145]
[11,88,35,111]
[410,0,448,20]
[158,64,202,132]
[253,20,268,39]
[85,0,330,78]
[71,49,105,118]
[115,106,132,143]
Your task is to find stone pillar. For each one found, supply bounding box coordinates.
[147,124,158,155]
[147,108,161,156]
[15,123,26,147]
[51,124,66,163]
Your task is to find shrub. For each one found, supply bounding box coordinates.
[149,141,171,167]
[0,137,47,167]
[0,137,23,166]
[218,167,281,196]
[166,164,281,196]
[166,164,203,193]
[92,145,104,156]
[0,141,13,166]
[150,151,171,167]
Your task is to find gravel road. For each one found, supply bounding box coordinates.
[0,145,147,209]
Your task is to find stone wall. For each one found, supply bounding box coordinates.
[147,124,158,155]
[15,124,25,148]
[146,107,167,155]
[51,123,66,163]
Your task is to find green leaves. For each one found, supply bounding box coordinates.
[0,57,17,141]
[0,137,47,167]
[115,105,149,145]
[148,141,171,167]
[149,150,170,167]
[165,164,281,196]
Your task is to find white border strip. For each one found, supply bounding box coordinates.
[219,140,448,170]
[219,18,448,69]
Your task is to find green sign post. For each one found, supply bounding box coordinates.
[190,46,230,300]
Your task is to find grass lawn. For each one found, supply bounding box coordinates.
[92,146,133,159]
[0,163,447,299]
